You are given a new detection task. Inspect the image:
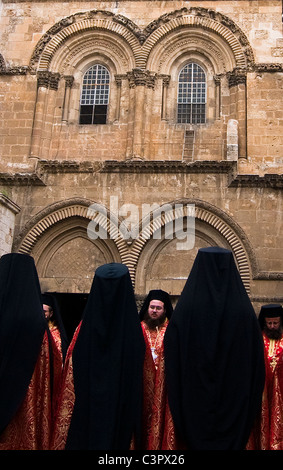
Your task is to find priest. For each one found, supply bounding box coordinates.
[51,263,145,450]
[164,247,265,450]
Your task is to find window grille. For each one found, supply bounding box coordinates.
[177,63,206,124]
[80,64,110,124]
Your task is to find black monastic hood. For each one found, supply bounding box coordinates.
[66,262,145,450]
[164,247,265,450]
[0,253,47,434]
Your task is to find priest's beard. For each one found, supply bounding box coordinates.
[144,312,167,330]
[264,325,282,340]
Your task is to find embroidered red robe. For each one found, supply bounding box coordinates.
[50,322,81,450]
[0,331,61,450]
[246,333,283,450]
[140,320,180,450]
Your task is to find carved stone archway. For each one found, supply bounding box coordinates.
[15,198,256,294]
[29,7,254,73]
[133,199,256,295]
[15,198,130,292]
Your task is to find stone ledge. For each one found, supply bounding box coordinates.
[101,159,237,174]
[1,162,283,188]
[38,158,237,175]
[0,173,45,186]
[229,173,283,188]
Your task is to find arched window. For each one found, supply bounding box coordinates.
[177,63,206,124]
[79,64,110,124]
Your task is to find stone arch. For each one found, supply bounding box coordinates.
[29,8,254,74]
[14,198,135,291]
[14,198,257,295]
[148,29,235,76]
[143,7,254,70]
[132,199,256,295]
[51,31,135,76]
[29,10,142,73]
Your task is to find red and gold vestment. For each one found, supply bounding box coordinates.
[247,333,283,450]
[0,331,60,450]
[140,320,180,450]
[50,322,81,450]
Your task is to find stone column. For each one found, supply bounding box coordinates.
[126,69,157,159]
[62,75,74,121]
[30,71,60,158]
[114,75,123,121]
[161,75,171,120]
[227,119,239,161]
[227,69,247,159]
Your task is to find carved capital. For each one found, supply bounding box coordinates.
[37,71,60,90]
[64,75,74,88]
[115,74,127,87]
[159,74,171,87]
[127,69,157,89]
[227,68,247,88]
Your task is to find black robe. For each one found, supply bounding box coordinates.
[164,247,265,450]
[0,253,47,434]
[65,262,145,450]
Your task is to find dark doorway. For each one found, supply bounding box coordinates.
[51,293,88,343]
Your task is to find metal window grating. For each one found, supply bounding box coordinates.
[80,64,110,106]
[177,63,206,124]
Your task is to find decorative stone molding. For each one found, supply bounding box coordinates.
[0,65,28,76]
[15,197,256,292]
[227,67,247,87]
[0,54,28,75]
[64,75,74,88]
[37,70,61,90]
[35,159,237,177]
[2,162,282,189]
[253,63,283,74]
[0,173,45,186]
[100,160,237,175]
[127,68,157,88]
[28,7,254,73]
[130,198,254,292]
[229,174,283,189]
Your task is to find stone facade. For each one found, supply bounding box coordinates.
[0,193,20,256]
[0,1,283,315]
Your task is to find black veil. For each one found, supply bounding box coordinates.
[66,263,145,450]
[0,253,47,434]
[164,247,265,450]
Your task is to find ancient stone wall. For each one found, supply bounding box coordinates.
[0,193,20,256]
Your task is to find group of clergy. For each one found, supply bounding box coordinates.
[0,247,282,450]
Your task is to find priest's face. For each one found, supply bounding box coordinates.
[43,304,53,320]
[148,300,165,322]
[264,316,282,339]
